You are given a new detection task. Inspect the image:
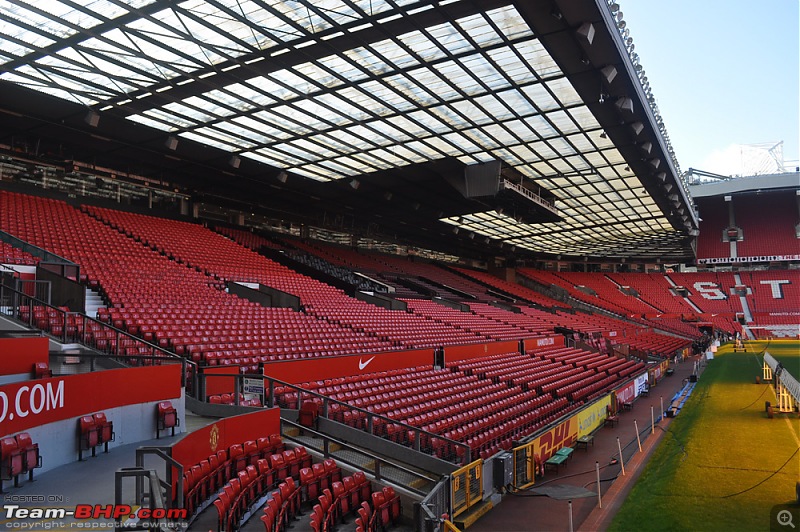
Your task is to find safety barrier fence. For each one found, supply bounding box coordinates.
[450,459,482,518]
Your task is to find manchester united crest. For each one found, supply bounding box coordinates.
[209,424,219,452]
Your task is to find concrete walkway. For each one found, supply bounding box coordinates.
[469,354,704,532]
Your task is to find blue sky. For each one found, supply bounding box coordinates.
[620,0,799,177]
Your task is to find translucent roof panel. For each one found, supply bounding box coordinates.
[0,0,687,259]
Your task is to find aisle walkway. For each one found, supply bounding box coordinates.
[0,413,212,531]
[469,354,703,532]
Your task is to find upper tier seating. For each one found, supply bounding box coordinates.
[734,193,798,257]
[402,299,542,341]
[1,193,397,369]
[84,205,497,351]
[453,267,568,308]
[606,273,694,314]
[695,197,732,259]
[214,226,285,251]
[284,250,388,292]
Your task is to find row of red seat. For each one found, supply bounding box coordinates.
[208,393,262,407]
[182,435,285,516]
[215,464,291,531]
[309,478,400,532]
[0,433,40,493]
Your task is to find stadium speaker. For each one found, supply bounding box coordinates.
[447,160,502,198]
[689,374,698,383]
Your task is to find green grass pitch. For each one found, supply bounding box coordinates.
[609,341,800,532]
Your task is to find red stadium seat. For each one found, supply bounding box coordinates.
[156,401,179,439]
[92,412,114,453]
[0,437,23,491]
[33,362,52,379]
[78,416,99,460]
[15,433,41,483]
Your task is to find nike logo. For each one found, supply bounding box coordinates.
[358,356,376,370]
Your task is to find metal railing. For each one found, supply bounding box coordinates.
[114,467,177,531]
[134,447,184,514]
[281,418,437,496]
[415,476,451,532]
[0,280,198,391]
[0,230,76,265]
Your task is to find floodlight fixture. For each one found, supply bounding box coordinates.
[601,65,618,84]
[577,22,595,45]
[615,97,634,113]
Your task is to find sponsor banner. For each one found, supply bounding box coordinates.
[530,416,578,462]
[615,380,637,406]
[171,408,280,469]
[577,394,612,437]
[648,360,669,384]
[523,335,565,352]
[263,348,434,384]
[203,366,239,396]
[0,337,49,377]
[0,365,180,437]
[698,255,800,264]
[635,373,649,395]
[262,339,551,384]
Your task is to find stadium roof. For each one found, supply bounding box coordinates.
[0,0,698,261]
[689,172,800,198]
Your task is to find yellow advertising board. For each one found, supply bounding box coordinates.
[577,393,612,437]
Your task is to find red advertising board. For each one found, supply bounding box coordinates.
[523,335,565,352]
[0,365,181,436]
[446,340,521,363]
[614,379,637,406]
[203,366,240,396]
[0,337,49,376]
[171,408,280,469]
[262,348,435,384]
